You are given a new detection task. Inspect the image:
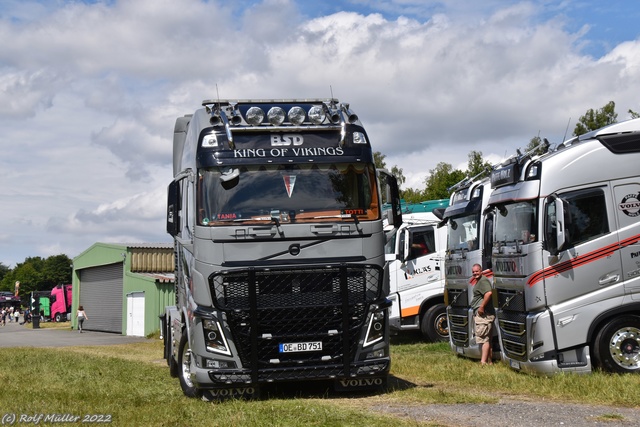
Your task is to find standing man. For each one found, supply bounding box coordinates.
[470,263,495,365]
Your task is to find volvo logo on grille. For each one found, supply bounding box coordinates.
[289,244,301,256]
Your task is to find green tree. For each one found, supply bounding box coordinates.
[400,187,425,204]
[374,151,406,187]
[42,254,73,287]
[467,150,492,178]
[373,151,387,170]
[423,162,466,200]
[523,135,549,156]
[0,262,9,282]
[573,101,617,136]
[0,254,72,294]
[629,109,640,119]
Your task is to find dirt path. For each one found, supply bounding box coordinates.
[369,397,640,426]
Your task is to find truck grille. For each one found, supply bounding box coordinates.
[496,288,525,312]
[497,310,527,361]
[209,264,385,383]
[447,288,468,308]
[447,307,470,347]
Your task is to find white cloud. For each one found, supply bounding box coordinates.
[1,0,640,267]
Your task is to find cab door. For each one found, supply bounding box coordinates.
[613,181,640,299]
[543,185,621,349]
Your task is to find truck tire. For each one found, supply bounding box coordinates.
[420,303,449,342]
[54,313,62,323]
[593,315,640,373]
[178,330,202,398]
[166,323,179,378]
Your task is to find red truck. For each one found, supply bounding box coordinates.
[50,284,72,322]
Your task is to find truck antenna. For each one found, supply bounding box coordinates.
[562,117,571,143]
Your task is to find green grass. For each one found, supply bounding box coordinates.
[390,336,640,407]
[0,334,638,426]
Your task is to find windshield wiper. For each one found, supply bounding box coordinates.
[270,216,284,236]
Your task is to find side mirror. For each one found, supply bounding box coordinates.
[544,195,566,255]
[378,169,402,228]
[166,181,180,236]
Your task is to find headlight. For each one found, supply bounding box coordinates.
[203,319,232,356]
[364,309,386,347]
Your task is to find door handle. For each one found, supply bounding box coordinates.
[599,273,620,286]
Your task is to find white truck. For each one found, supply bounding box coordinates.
[487,119,640,374]
[439,176,498,358]
[163,98,403,399]
[385,205,449,342]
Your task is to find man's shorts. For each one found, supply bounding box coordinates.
[474,314,495,344]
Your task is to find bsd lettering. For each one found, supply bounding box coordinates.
[271,134,304,146]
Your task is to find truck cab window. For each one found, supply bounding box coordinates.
[560,188,609,248]
[197,163,379,225]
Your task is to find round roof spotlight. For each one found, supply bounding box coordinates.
[308,106,325,125]
[288,106,306,125]
[267,107,286,126]
[245,106,265,126]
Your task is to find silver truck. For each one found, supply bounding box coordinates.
[487,119,640,374]
[440,176,498,359]
[163,99,402,399]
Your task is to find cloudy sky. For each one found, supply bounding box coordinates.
[1,0,640,268]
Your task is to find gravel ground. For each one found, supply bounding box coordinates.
[371,398,640,426]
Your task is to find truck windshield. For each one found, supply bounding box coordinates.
[493,201,537,244]
[198,163,380,225]
[447,213,479,252]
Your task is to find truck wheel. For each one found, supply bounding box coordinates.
[178,330,202,398]
[420,303,449,342]
[54,313,62,323]
[593,315,640,373]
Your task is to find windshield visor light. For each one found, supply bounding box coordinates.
[308,106,326,124]
[526,163,541,180]
[353,132,367,144]
[288,106,306,125]
[203,319,232,356]
[245,106,265,126]
[267,107,286,126]
[202,134,219,148]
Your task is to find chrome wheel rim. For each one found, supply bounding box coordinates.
[609,326,640,370]
[181,348,195,387]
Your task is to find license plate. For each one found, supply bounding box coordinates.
[509,359,521,370]
[456,346,464,355]
[279,341,322,353]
